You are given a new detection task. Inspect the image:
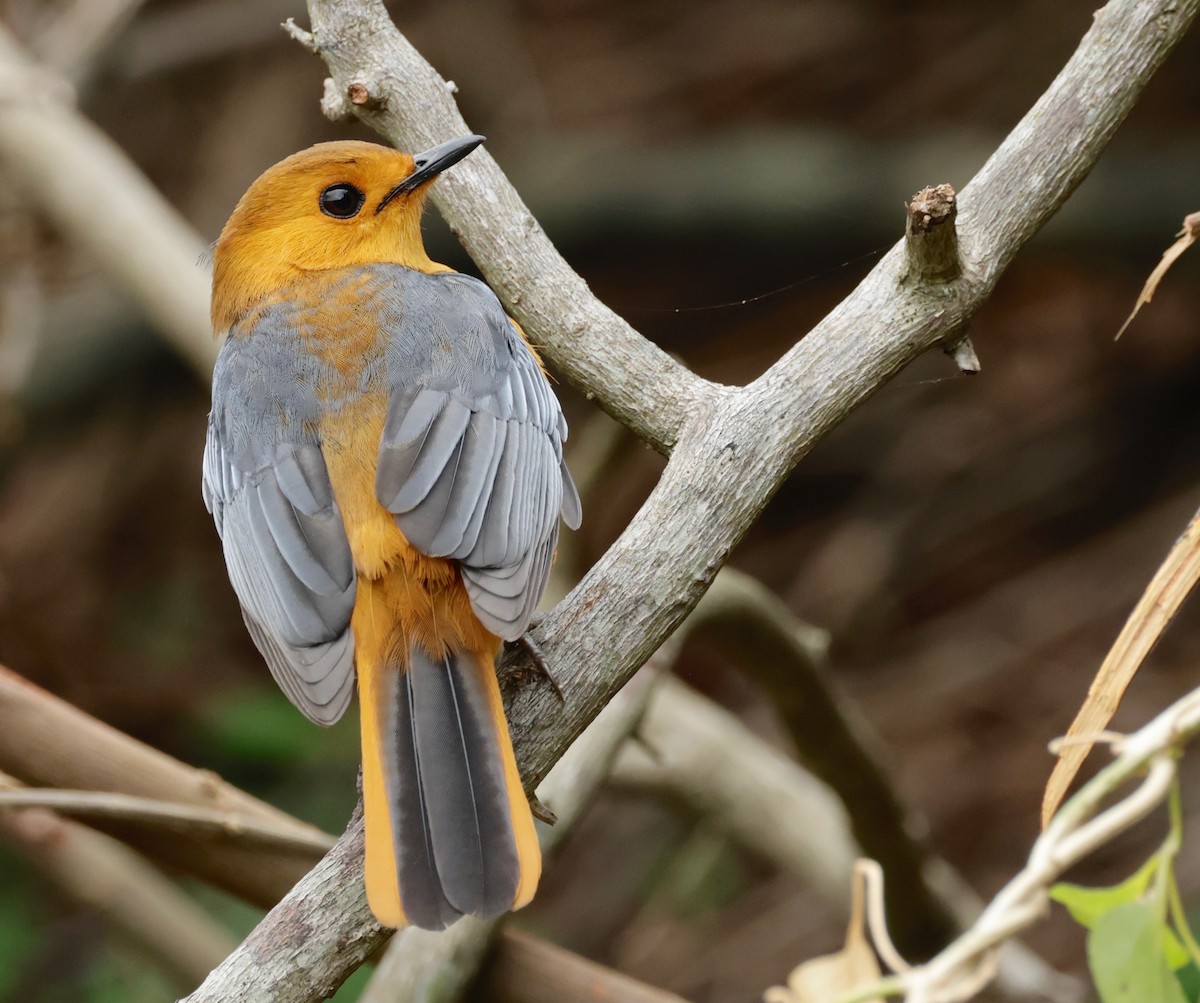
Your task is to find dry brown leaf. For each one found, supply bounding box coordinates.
[764,938,882,1003]
[1116,210,1199,339]
[1042,506,1200,827]
[765,863,883,1003]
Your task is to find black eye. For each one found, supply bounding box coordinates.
[319,183,365,219]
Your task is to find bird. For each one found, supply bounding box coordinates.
[202,135,580,930]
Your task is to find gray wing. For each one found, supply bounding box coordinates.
[374,271,580,640]
[203,331,357,726]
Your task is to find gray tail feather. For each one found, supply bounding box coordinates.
[381,645,521,929]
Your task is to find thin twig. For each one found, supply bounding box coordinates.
[0,787,334,855]
[0,664,330,907]
[836,689,1200,1002]
[0,770,236,990]
[0,23,213,376]
[29,0,151,79]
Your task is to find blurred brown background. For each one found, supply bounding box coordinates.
[0,1,1198,1000]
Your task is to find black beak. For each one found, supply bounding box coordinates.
[376,134,486,214]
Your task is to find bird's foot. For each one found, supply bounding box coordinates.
[505,617,565,704]
[529,793,558,825]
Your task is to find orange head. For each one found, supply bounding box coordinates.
[211,136,485,331]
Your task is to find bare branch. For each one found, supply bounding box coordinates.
[0,188,41,401]
[613,677,1083,1003]
[482,928,693,1003]
[29,0,150,79]
[0,664,328,907]
[614,676,859,905]
[0,769,237,989]
[0,786,334,856]
[683,569,956,951]
[0,22,213,376]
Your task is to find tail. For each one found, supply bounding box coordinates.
[358,641,541,929]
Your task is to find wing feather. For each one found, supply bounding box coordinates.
[469,419,521,569]
[254,472,343,595]
[375,272,579,640]
[384,396,473,513]
[243,613,355,726]
[376,388,443,508]
[452,416,509,558]
[204,332,357,727]
[560,456,582,531]
[428,413,503,557]
[395,434,466,553]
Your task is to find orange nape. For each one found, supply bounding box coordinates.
[211,141,452,333]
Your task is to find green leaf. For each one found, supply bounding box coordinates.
[1088,900,1187,1003]
[1051,855,1160,929]
[1173,962,1200,1003]
[1051,854,1192,972]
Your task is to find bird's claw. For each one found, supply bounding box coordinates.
[506,623,566,704]
[530,793,558,825]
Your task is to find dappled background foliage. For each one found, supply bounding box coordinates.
[0,0,1198,1000]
